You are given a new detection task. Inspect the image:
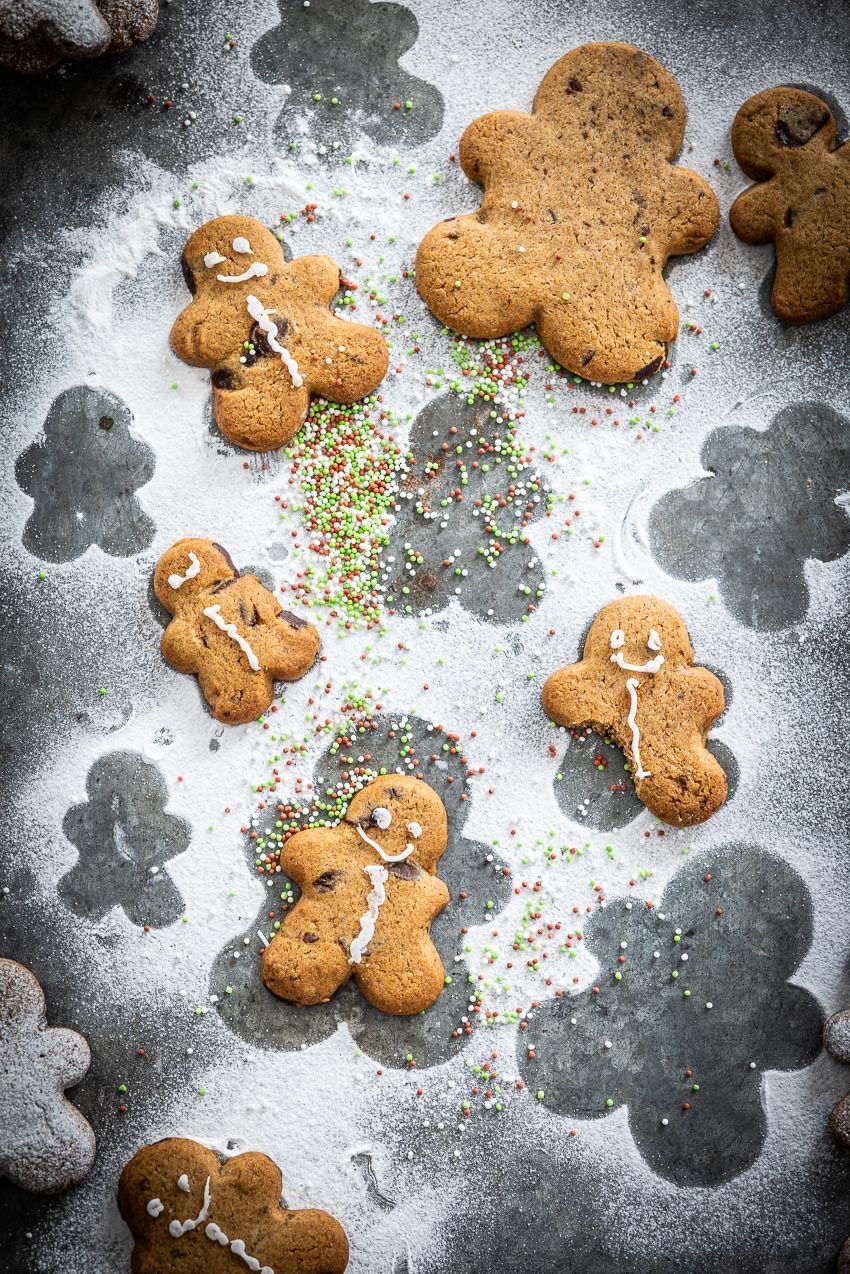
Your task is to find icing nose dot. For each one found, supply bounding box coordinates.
[610,628,625,649]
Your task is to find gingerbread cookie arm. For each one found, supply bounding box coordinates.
[541,661,613,732]
[304,317,390,405]
[729,182,782,245]
[160,617,205,675]
[457,110,536,187]
[287,253,344,306]
[237,582,320,682]
[660,167,721,257]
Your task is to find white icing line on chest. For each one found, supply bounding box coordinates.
[625,678,651,780]
[168,551,200,590]
[246,293,304,388]
[202,604,261,672]
[218,262,268,283]
[348,863,389,965]
[147,1175,273,1273]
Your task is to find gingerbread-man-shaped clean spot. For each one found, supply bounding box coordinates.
[118,1136,349,1274]
[730,87,850,324]
[172,215,389,451]
[416,42,719,384]
[542,596,727,827]
[154,537,320,726]
[260,775,450,1015]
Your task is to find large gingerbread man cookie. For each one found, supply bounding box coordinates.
[0,958,96,1193]
[154,537,320,725]
[415,42,719,384]
[542,596,727,827]
[118,1137,349,1274]
[730,87,850,324]
[171,215,389,451]
[260,775,450,1015]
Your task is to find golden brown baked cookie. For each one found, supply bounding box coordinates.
[118,1137,349,1274]
[730,87,850,324]
[154,537,319,726]
[171,215,389,451]
[415,41,719,384]
[260,775,450,1014]
[542,596,726,827]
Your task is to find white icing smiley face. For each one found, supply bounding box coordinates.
[609,626,665,674]
[204,236,268,284]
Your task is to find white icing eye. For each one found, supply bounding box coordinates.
[146,1198,164,1217]
[232,236,253,254]
[203,251,227,268]
[372,807,392,829]
[407,821,422,838]
[610,629,625,649]
[177,1173,190,1193]
[647,628,662,651]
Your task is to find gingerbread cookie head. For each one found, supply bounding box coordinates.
[415,42,719,384]
[260,774,450,1015]
[154,537,320,726]
[730,87,850,324]
[171,215,389,451]
[118,1137,349,1274]
[0,958,96,1193]
[542,596,726,827]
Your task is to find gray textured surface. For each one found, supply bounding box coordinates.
[1,1,850,1271]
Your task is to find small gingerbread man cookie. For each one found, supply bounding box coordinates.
[154,537,320,725]
[730,87,850,324]
[542,597,727,827]
[171,215,389,451]
[415,42,719,384]
[0,958,96,1193]
[118,1137,349,1274]
[260,775,450,1015]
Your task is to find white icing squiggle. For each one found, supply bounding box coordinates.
[611,649,665,674]
[168,550,201,590]
[232,236,253,254]
[147,1198,164,1217]
[245,293,303,388]
[610,628,625,649]
[217,262,268,284]
[356,823,413,863]
[348,864,388,965]
[206,1222,229,1245]
[168,1175,211,1237]
[202,604,261,672]
[626,677,651,780]
[204,251,227,268]
[231,1238,273,1273]
[177,1174,190,1193]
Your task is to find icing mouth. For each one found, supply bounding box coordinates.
[216,262,269,284]
[356,823,414,863]
[610,650,665,674]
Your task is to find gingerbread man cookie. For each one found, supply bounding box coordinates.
[154,537,320,725]
[730,87,850,324]
[415,41,719,384]
[542,597,727,827]
[171,215,389,451]
[118,1137,349,1274]
[260,775,450,1015]
[0,958,96,1193]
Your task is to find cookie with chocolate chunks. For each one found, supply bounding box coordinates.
[261,774,450,1015]
[730,87,850,323]
[415,42,719,384]
[118,1137,349,1273]
[542,596,727,827]
[0,958,96,1193]
[154,537,319,726]
[172,215,389,451]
